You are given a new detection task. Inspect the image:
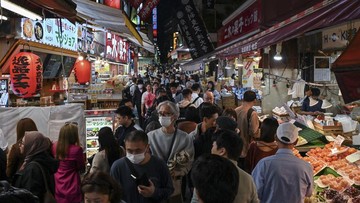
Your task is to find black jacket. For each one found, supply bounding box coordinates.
[0,148,7,181]
[13,152,59,203]
[115,122,138,148]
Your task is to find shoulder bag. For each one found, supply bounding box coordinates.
[32,162,57,203]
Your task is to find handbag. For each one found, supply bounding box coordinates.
[0,180,39,203]
[32,162,57,203]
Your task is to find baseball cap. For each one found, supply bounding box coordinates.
[276,122,298,144]
[216,116,237,132]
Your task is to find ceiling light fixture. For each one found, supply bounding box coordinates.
[78,53,84,61]
[274,42,283,61]
[1,0,42,20]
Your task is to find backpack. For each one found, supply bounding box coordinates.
[122,84,134,99]
[178,103,192,121]
[0,181,39,203]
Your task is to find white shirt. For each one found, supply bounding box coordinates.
[191,92,203,108]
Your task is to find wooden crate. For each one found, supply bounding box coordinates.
[313,121,343,136]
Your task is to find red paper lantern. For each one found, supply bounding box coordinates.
[10,50,43,98]
[74,59,91,84]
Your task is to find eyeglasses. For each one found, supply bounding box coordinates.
[158,111,173,117]
[65,121,78,126]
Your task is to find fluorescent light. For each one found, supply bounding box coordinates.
[274,52,282,61]
[1,0,42,20]
[0,15,8,20]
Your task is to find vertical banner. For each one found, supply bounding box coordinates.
[106,33,129,64]
[176,0,214,59]
[139,0,160,21]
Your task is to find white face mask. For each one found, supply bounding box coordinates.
[138,84,143,89]
[126,152,145,164]
[159,116,172,127]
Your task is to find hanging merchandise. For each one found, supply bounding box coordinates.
[74,59,91,84]
[10,48,43,98]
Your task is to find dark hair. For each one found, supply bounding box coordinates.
[125,130,148,144]
[191,154,239,203]
[212,129,242,160]
[16,118,38,141]
[311,87,320,96]
[185,106,201,123]
[119,99,132,107]
[169,82,178,88]
[155,87,167,97]
[191,83,201,91]
[137,79,144,85]
[153,81,159,86]
[97,127,122,167]
[207,81,215,91]
[145,121,162,133]
[304,84,310,92]
[244,90,256,102]
[182,88,192,97]
[260,118,279,143]
[222,108,237,121]
[200,104,219,120]
[114,105,134,118]
[82,171,122,203]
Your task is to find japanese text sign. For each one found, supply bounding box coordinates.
[106,33,128,64]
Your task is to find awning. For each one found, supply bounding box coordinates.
[0,39,78,74]
[73,0,143,45]
[127,32,155,54]
[218,0,360,57]
[332,29,360,104]
[8,0,77,23]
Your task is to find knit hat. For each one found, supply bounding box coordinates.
[276,122,298,144]
[216,116,237,132]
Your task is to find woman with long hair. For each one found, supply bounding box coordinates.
[52,123,85,203]
[90,127,123,174]
[6,118,38,180]
[13,131,59,203]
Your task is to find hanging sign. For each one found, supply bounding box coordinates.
[217,1,261,46]
[176,0,214,59]
[138,0,160,21]
[21,18,77,51]
[106,33,129,64]
[10,51,43,98]
[322,20,360,50]
[314,56,331,82]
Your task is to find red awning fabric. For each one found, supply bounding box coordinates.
[218,0,360,57]
[332,29,360,104]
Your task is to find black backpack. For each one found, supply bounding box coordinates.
[0,181,39,203]
[122,84,133,99]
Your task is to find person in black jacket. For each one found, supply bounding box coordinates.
[132,79,146,128]
[13,131,59,203]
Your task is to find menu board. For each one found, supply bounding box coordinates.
[21,18,77,51]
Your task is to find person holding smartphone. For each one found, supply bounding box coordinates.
[110,130,174,203]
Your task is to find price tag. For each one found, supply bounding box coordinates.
[90,94,97,104]
[334,135,345,148]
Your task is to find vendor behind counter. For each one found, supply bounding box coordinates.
[300,88,325,116]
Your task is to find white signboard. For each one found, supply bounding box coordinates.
[314,56,331,82]
[322,20,360,50]
[21,18,77,51]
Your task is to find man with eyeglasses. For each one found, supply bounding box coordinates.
[147,101,194,203]
[114,105,142,148]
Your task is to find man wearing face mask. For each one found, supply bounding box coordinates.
[147,101,195,203]
[111,130,174,203]
[133,80,146,128]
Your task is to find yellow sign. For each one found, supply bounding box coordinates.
[90,94,98,104]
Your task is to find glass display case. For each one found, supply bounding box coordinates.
[85,109,115,158]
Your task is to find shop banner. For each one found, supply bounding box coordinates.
[106,33,129,64]
[130,0,142,9]
[77,24,106,56]
[139,0,160,21]
[153,7,158,38]
[21,18,77,51]
[217,0,261,46]
[176,0,214,59]
[242,60,256,88]
[322,20,360,50]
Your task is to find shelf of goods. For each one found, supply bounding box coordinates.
[293,142,360,202]
[85,115,114,158]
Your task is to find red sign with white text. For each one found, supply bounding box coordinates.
[106,33,128,64]
[139,0,160,21]
[104,0,121,9]
[217,0,261,46]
